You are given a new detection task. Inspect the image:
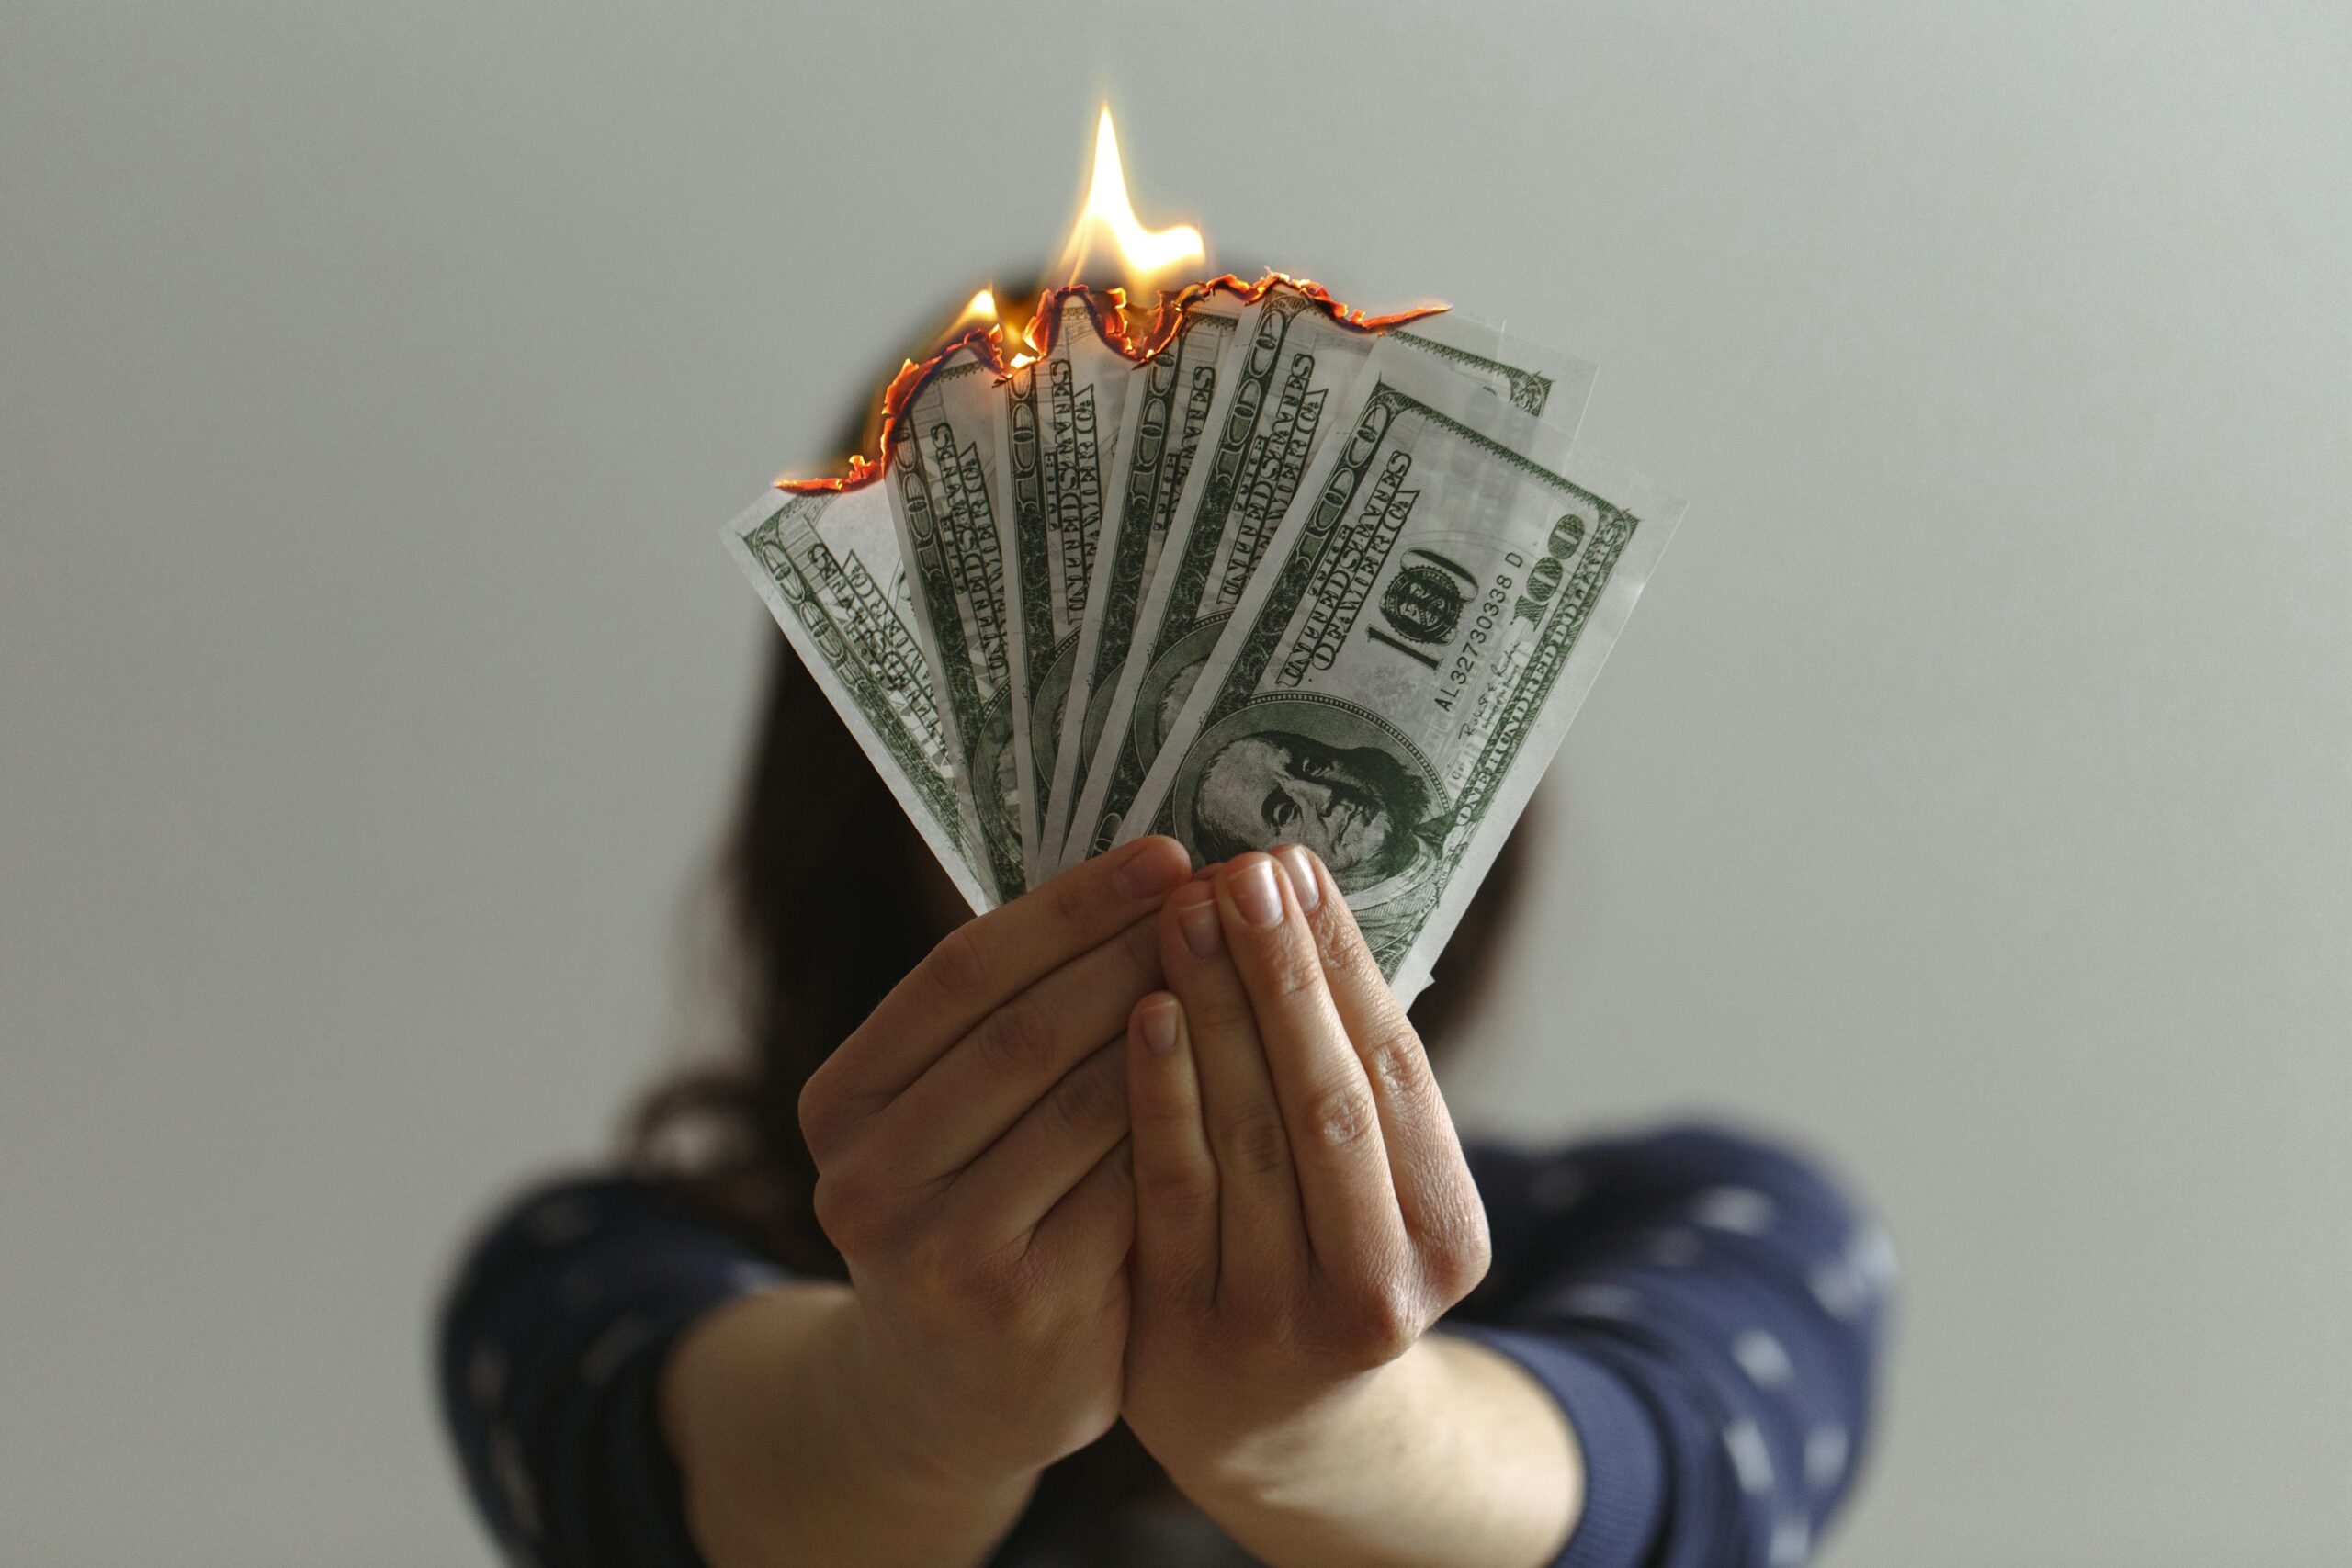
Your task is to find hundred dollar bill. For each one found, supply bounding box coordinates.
[1060,284,1596,869]
[719,483,994,911]
[1041,288,1244,868]
[887,341,1026,903]
[1122,340,1682,1005]
[999,290,1135,883]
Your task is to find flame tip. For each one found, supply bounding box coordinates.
[1056,104,1204,294]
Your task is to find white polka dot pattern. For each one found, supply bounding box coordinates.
[489,1424,540,1538]
[1850,1224,1899,1289]
[730,1260,786,1292]
[1805,1424,1849,1491]
[1691,1186,1776,1235]
[1724,1417,1775,1495]
[438,1132,1893,1568]
[1732,1328,1795,1391]
[1558,1282,1645,1319]
[1809,1258,1868,1321]
[1769,1513,1812,1565]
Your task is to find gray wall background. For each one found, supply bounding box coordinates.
[4,3,2346,1563]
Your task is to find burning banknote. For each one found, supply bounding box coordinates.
[720,114,1681,1004]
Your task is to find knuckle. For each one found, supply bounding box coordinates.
[971,994,1059,1078]
[956,1243,1048,1326]
[1304,1080,1378,1151]
[906,1235,974,1308]
[921,923,992,1008]
[1358,1017,1429,1103]
[1218,1106,1293,1179]
[810,1166,884,1254]
[1048,1050,1126,1137]
[1153,1160,1219,1221]
[1220,1278,1291,1337]
[1453,1231,1497,1301]
[797,1074,839,1157]
[1190,986,1259,1038]
[1317,916,1378,981]
[1329,1284,1422,1366]
[1260,943,1327,1004]
[808,1173,849,1244]
[1132,1063,1194,1125]
[1119,910,1164,970]
[1422,1200,1494,1302]
[909,1228,975,1290]
[1135,1093,1203,1156]
[1150,1257,1223,1319]
[1044,866,1096,932]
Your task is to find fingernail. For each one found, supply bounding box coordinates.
[1137,997,1181,1057]
[1173,882,1223,958]
[1118,838,1190,899]
[1228,855,1284,929]
[1277,845,1321,913]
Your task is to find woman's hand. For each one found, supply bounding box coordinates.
[795,834,1194,1489]
[1118,845,1494,1500]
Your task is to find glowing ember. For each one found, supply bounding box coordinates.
[776,109,1446,494]
[950,288,999,331]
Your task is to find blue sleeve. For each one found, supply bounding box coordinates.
[434,1175,791,1567]
[1432,1122,1896,1568]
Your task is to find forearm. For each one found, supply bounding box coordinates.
[661,1280,1036,1568]
[1175,1334,1582,1568]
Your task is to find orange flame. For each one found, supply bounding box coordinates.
[949,288,998,332]
[775,111,1447,494]
[775,272,1448,494]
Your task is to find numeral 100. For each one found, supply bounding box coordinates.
[1513,513,1587,624]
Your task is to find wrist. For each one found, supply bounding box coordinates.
[1165,1338,1585,1568]
[820,1294,1046,1504]
[662,1284,1042,1568]
[1162,1345,1433,1514]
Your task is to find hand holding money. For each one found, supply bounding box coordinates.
[1118,845,1488,1485]
[723,272,1682,1005]
[791,834,1194,1483]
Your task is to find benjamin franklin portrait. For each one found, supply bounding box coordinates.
[1171,698,1448,897]
[970,696,1021,864]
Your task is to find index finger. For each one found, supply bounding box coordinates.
[817,834,1193,1107]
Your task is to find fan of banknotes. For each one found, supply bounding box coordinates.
[721,273,1683,1004]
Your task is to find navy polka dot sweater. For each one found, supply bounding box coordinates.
[436,1122,1893,1567]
